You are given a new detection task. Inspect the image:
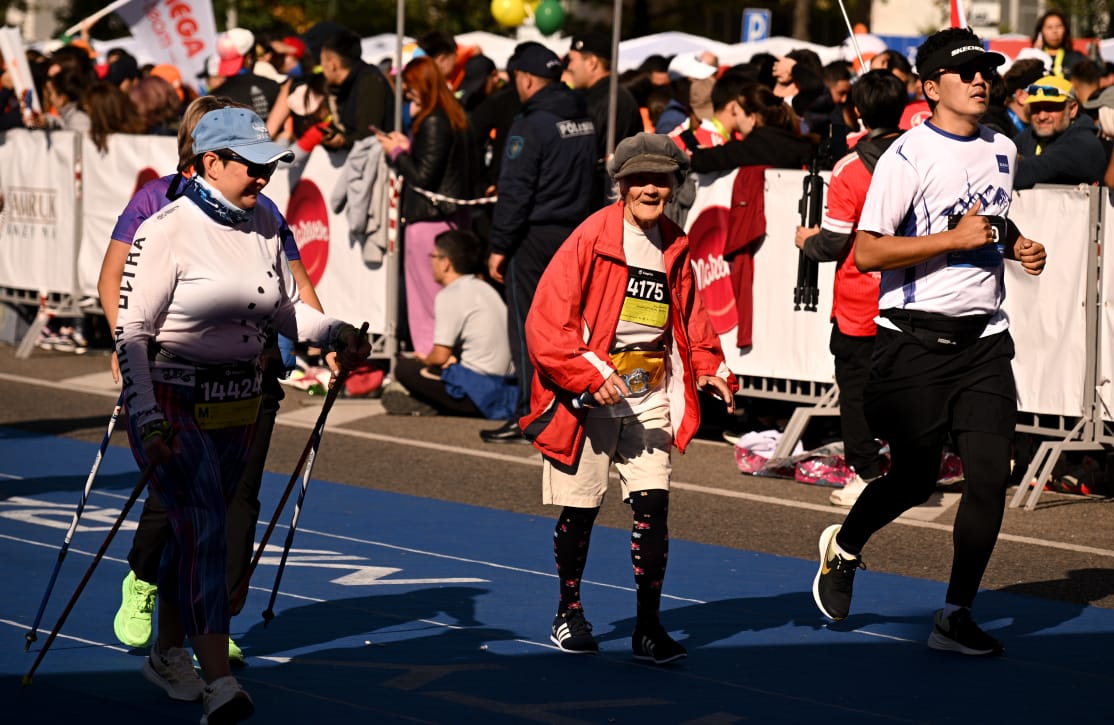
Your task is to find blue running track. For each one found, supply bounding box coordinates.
[1,427,1111,723]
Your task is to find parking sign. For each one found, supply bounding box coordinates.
[742,8,771,43]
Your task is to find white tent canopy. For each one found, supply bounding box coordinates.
[614,31,734,72]
[54,27,1114,80]
[449,30,850,73]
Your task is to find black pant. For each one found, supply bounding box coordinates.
[393,355,481,416]
[128,372,283,598]
[838,329,1016,608]
[505,225,572,417]
[830,323,883,480]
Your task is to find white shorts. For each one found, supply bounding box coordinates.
[542,403,672,508]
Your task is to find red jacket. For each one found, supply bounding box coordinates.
[520,202,737,466]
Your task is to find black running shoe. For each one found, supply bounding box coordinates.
[632,623,687,665]
[812,524,864,621]
[927,608,1004,656]
[550,610,599,654]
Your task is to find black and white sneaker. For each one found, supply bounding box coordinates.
[927,608,1004,656]
[550,610,599,654]
[812,524,864,621]
[632,623,687,665]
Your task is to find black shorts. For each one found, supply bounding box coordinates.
[865,326,1017,444]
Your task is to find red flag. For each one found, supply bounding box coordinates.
[951,0,968,28]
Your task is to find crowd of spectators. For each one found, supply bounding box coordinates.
[4,13,1114,417]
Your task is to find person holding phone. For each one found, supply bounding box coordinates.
[375,56,479,356]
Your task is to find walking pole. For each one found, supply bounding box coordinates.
[23,456,159,686]
[25,392,124,650]
[235,323,367,612]
[261,432,323,627]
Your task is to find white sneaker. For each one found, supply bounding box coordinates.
[141,644,204,701]
[200,675,254,725]
[829,474,870,507]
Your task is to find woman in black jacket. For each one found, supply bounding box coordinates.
[377,56,478,354]
[689,82,814,173]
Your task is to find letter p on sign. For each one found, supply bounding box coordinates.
[742,8,771,43]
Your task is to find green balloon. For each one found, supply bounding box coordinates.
[535,0,565,36]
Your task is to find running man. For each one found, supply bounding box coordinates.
[811,28,1047,656]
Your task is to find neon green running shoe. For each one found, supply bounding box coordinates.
[228,637,245,667]
[193,637,246,667]
[114,570,157,647]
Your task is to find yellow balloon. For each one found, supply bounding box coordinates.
[491,0,527,27]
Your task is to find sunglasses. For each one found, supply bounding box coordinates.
[1025,84,1071,99]
[215,150,278,179]
[937,63,998,83]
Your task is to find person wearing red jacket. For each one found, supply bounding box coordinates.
[794,70,907,507]
[521,133,737,664]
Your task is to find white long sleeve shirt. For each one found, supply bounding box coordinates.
[116,194,347,427]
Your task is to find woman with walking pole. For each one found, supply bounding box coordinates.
[99,95,332,666]
[114,107,369,724]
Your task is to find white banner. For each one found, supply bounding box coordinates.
[0,130,80,295]
[0,27,41,116]
[721,169,836,383]
[262,150,390,334]
[1098,189,1114,421]
[1003,185,1092,418]
[79,133,178,297]
[112,0,217,82]
[76,138,388,332]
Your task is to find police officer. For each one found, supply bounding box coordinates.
[482,42,597,443]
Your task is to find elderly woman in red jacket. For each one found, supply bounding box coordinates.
[521,132,737,665]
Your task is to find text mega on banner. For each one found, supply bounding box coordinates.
[112,0,218,80]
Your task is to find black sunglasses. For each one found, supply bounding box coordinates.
[937,63,998,83]
[215,150,278,179]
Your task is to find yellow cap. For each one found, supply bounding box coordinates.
[1024,75,1074,104]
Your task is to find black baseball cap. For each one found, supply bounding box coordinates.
[917,36,1005,80]
[569,32,612,61]
[508,42,562,80]
[105,52,140,85]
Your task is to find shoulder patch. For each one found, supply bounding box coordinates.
[996,154,1009,173]
[506,135,525,160]
[555,119,595,138]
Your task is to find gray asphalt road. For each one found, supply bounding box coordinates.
[2,344,1112,611]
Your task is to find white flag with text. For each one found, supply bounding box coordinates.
[112,0,217,81]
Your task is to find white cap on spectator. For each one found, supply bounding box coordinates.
[217,28,255,77]
[668,52,717,81]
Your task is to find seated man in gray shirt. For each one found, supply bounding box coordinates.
[1015,74,1106,189]
[383,229,517,418]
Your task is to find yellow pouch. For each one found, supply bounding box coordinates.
[609,349,666,395]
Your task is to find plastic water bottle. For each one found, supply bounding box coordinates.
[570,390,596,409]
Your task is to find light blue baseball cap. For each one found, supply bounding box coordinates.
[191,107,294,165]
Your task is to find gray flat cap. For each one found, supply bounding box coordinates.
[607,132,690,179]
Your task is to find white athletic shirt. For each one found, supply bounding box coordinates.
[593,220,670,418]
[433,275,513,377]
[117,189,347,428]
[858,120,1016,336]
